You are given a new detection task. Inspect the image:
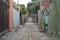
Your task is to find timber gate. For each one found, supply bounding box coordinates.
[0,0,9,35]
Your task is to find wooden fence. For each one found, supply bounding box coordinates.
[0,0,9,35]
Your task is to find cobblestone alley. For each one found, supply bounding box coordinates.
[0,17,60,40]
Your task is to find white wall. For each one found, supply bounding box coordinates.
[13,8,20,27]
[38,10,40,25]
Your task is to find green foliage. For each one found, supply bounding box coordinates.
[27,2,33,14]
[17,4,28,15]
[27,0,40,14]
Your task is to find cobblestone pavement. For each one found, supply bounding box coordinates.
[0,17,60,40]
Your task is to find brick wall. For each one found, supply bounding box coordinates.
[9,0,13,31]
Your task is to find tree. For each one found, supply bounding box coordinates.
[27,2,33,14]
[18,4,28,15]
[27,0,40,14]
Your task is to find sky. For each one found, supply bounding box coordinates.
[13,0,31,7]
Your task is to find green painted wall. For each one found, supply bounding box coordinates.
[56,0,60,35]
[48,0,60,35]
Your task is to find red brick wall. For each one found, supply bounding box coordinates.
[9,0,13,31]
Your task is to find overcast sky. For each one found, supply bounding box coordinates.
[13,0,31,7]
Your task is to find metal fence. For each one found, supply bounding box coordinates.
[48,0,60,35]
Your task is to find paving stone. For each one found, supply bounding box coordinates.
[0,17,60,40]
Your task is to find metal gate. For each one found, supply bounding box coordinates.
[0,0,9,35]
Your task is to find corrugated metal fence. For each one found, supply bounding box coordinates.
[48,0,60,35]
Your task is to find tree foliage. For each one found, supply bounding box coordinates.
[17,4,28,15]
[27,0,40,14]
